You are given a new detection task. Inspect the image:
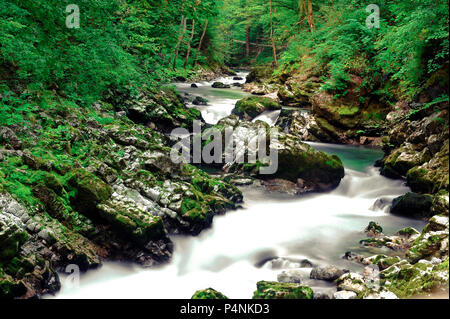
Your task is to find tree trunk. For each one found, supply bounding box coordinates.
[173,16,186,70]
[183,19,195,68]
[245,24,250,63]
[269,0,278,66]
[193,19,208,66]
[306,0,315,32]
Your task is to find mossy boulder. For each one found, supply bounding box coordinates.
[192,288,228,299]
[390,192,434,218]
[233,96,281,120]
[210,116,344,193]
[252,281,314,299]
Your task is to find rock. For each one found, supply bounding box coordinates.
[310,265,348,281]
[208,116,345,193]
[97,196,167,246]
[265,257,314,269]
[364,221,383,237]
[380,110,449,194]
[229,178,253,186]
[0,127,22,149]
[333,291,357,299]
[424,215,449,232]
[364,291,398,299]
[342,251,365,264]
[406,228,448,262]
[261,179,299,195]
[0,211,28,261]
[277,270,304,283]
[212,82,231,89]
[190,83,198,88]
[313,291,332,299]
[192,288,228,299]
[252,281,314,299]
[362,255,402,271]
[68,169,113,214]
[336,272,366,295]
[395,227,420,238]
[233,96,281,120]
[233,76,244,81]
[232,82,243,87]
[192,96,208,106]
[390,192,434,218]
[380,258,449,298]
[174,76,186,82]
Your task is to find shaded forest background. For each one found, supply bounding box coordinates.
[1,0,448,107]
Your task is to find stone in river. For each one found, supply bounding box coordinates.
[310,265,349,281]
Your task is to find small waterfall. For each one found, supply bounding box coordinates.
[252,110,281,126]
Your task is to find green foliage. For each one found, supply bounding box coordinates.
[0,0,219,105]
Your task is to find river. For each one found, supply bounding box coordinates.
[51,72,426,299]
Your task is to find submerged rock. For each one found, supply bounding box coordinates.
[252,281,314,299]
[277,270,304,283]
[212,82,231,89]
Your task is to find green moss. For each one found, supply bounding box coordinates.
[192,288,228,299]
[233,96,281,119]
[252,281,314,299]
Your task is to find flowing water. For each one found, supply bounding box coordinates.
[52,74,427,299]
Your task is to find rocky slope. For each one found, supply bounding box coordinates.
[0,87,243,298]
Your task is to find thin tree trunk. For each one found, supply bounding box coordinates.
[269,0,278,66]
[306,0,315,32]
[173,16,186,70]
[193,19,208,66]
[245,24,250,63]
[183,19,195,68]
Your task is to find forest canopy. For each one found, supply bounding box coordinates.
[0,0,448,104]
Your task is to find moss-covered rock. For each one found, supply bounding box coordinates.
[233,96,281,120]
[97,198,167,246]
[192,288,228,299]
[380,258,449,298]
[209,116,345,193]
[390,192,434,218]
[68,169,113,213]
[252,281,314,299]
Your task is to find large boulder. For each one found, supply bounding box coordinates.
[252,281,314,299]
[233,96,281,120]
[205,116,344,193]
[390,192,434,218]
